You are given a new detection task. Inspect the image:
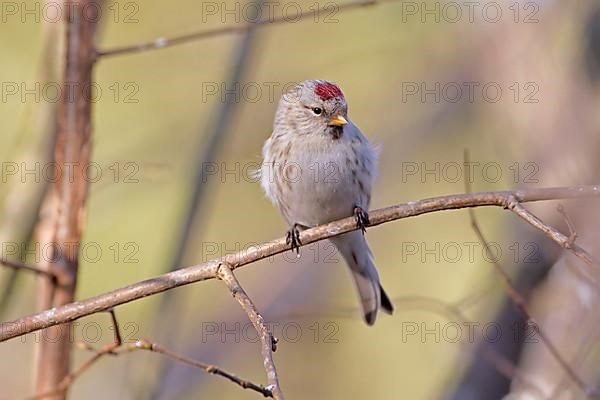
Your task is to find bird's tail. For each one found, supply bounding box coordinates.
[330,231,393,325]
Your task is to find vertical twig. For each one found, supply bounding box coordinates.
[33,1,101,398]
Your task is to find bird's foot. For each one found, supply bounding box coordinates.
[286,223,302,255]
[354,206,370,234]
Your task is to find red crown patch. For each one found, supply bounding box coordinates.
[314,82,344,101]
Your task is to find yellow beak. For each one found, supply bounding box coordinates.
[329,115,348,126]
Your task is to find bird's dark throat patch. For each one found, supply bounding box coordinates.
[328,126,343,140]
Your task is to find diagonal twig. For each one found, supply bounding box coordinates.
[217,262,283,400]
[0,258,56,280]
[462,154,597,397]
[506,198,598,268]
[464,151,600,398]
[122,339,273,397]
[469,209,600,398]
[468,208,598,398]
[30,309,272,399]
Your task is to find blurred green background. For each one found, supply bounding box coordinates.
[1,0,597,399]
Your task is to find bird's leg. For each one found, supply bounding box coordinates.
[354,206,370,234]
[286,223,302,255]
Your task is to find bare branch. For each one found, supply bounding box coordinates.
[97,0,392,58]
[30,310,272,399]
[2,185,600,342]
[468,203,598,398]
[218,262,283,399]
[125,340,273,397]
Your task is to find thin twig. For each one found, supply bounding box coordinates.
[217,262,283,400]
[514,201,600,291]
[463,152,597,397]
[97,0,389,58]
[557,204,577,247]
[467,207,597,397]
[0,258,56,280]
[123,339,273,397]
[506,198,598,267]
[29,309,121,400]
[30,309,272,399]
[2,185,600,342]
[73,338,273,397]
[74,337,273,397]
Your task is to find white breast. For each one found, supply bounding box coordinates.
[261,120,376,227]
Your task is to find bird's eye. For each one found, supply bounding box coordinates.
[312,107,323,115]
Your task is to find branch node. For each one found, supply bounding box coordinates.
[504,195,518,211]
[264,384,276,396]
[135,339,153,350]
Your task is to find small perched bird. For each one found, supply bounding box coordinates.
[260,80,393,325]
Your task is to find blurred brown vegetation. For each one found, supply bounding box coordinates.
[1,0,600,399]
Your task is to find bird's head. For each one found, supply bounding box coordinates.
[275,80,348,139]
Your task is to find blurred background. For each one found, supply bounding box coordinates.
[1,0,600,398]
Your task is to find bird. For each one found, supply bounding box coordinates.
[259,79,393,325]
